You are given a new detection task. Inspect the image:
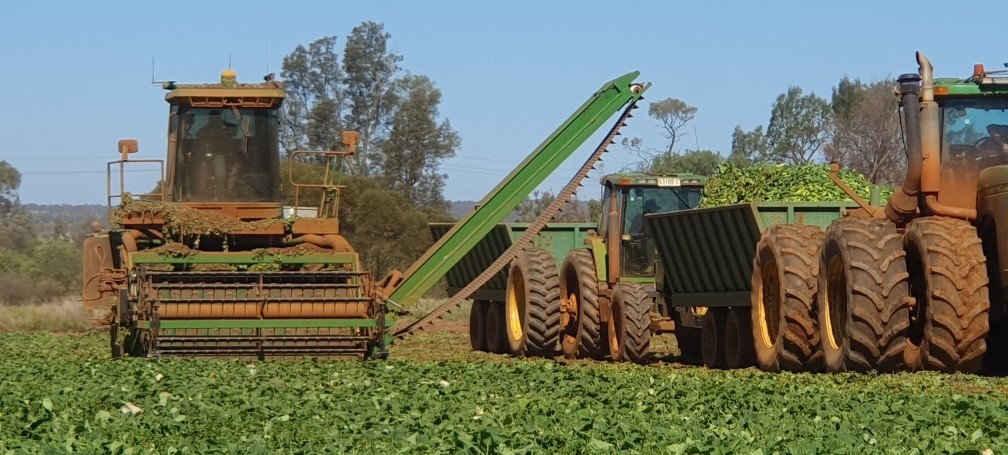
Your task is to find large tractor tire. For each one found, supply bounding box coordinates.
[818,218,910,372]
[724,308,755,369]
[904,217,990,373]
[504,249,562,357]
[485,302,508,354]
[701,308,728,368]
[560,249,606,359]
[751,224,825,372]
[607,282,652,364]
[469,300,489,352]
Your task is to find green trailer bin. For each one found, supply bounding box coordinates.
[429,222,595,303]
[644,201,857,308]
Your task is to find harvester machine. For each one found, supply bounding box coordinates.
[82,70,390,359]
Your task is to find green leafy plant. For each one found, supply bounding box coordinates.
[0,332,1005,454]
[700,163,893,207]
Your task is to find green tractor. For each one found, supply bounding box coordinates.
[492,172,705,364]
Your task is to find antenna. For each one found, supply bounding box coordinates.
[150,58,176,89]
[693,122,700,150]
[228,54,232,69]
[264,30,272,74]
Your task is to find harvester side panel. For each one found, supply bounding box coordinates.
[645,202,856,308]
[388,72,647,306]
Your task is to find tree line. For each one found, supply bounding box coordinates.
[626,78,906,185]
[0,161,84,305]
[0,23,915,305]
[277,22,461,277]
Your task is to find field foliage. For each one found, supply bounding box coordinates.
[1,333,1007,454]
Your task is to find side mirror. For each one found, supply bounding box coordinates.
[118,139,139,160]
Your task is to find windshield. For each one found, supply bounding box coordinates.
[624,186,703,235]
[172,107,281,202]
[940,98,1008,208]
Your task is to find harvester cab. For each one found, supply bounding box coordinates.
[82,69,390,360]
[164,69,285,215]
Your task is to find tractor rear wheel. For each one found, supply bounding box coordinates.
[485,302,508,354]
[469,300,489,352]
[505,249,561,357]
[607,282,652,364]
[818,218,909,372]
[904,217,990,373]
[751,224,825,372]
[701,308,728,368]
[560,249,606,359]
[724,308,755,368]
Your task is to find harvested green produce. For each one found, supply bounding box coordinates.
[700,164,893,207]
[1,332,1006,454]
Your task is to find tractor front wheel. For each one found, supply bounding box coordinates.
[560,249,606,359]
[607,282,652,364]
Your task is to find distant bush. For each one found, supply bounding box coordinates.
[0,239,81,305]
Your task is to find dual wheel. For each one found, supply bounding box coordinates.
[469,248,652,364]
[559,249,652,364]
[752,217,990,373]
[469,248,561,357]
[700,307,755,369]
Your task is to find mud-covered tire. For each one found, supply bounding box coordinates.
[469,300,489,352]
[485,303,508,354]
[560,249,606,359]
[701,308,728,368]
[724,308,755,368]
[607,283,652,364]
[505,249,561,357]
[818,218,910,372]
[904,217,990,373]
[751,224,825,372]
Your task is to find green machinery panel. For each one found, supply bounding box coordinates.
[428,222,595,302]
[644,201,856,308]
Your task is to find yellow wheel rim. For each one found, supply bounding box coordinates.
[507,271,525,342]
[756,257,779,349]
[823,255,846,352]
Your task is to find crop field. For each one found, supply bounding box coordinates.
[1,327,1007,454]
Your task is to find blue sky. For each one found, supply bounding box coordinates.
[1,1,1003,205]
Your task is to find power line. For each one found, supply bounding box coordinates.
[4,156,108,160]
[20,169,160,175]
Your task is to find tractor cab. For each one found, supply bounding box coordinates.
[598,172,705,277]
[932,70,1008,211]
